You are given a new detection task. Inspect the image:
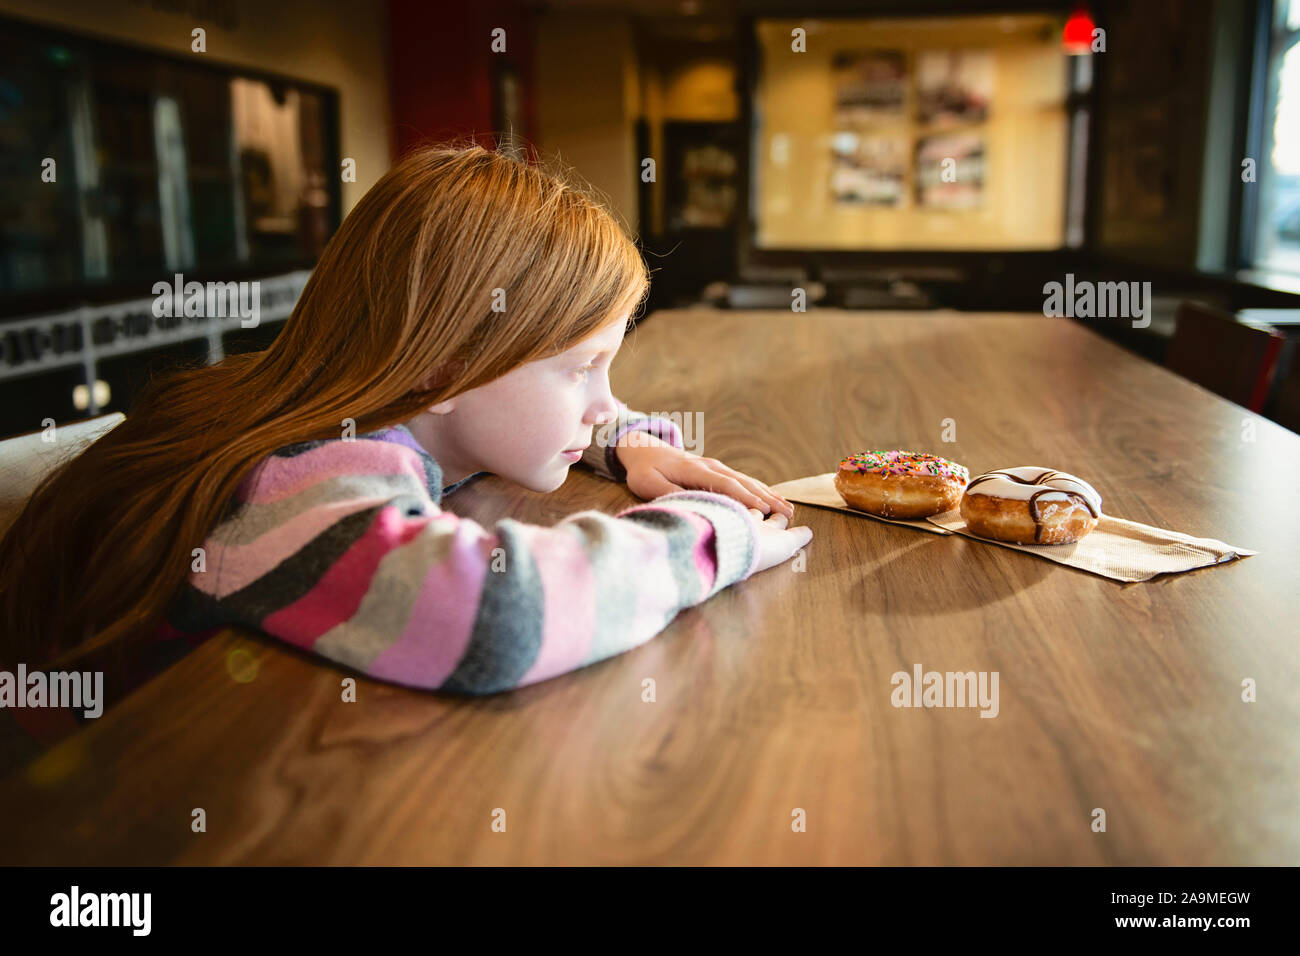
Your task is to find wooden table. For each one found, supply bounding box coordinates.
[3,309,1298,865]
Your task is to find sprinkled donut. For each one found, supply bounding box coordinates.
[833,450,970,519]
[960,466,1102,545]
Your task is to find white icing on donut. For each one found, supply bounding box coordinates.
[963,466,1102,516]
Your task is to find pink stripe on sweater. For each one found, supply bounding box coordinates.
[618,505,720,592]
[517,524,597,685]
[366,513,492,687]
[240,441,427,505]
[263,505,433,648]
[685,511,720,587]
[195,496,394,598]
[615,514,681,660]
[620,510,712,626]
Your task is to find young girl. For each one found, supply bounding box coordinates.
[0,143,812,759]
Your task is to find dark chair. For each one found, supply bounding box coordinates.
[1270,351,1300,433]
[1165,301,1287,413]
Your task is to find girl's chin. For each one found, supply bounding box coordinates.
[515,466,569,494]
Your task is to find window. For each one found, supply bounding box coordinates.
[1252,0,1300,274]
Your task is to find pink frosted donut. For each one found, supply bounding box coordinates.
[833,450,970,519]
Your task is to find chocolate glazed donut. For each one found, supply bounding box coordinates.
[960,467,1102,545]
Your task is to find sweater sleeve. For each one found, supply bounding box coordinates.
[165,437,760,695]
[579,399,685,483]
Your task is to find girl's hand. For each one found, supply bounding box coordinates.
[616,432,795,519]
[746,507,814,574]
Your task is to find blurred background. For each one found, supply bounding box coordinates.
[2,0,1299,437]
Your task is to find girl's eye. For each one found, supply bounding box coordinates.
[573,363,597,381]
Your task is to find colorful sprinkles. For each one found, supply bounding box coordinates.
[839,450,970,483]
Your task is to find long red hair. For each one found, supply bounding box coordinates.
[0,140,649,676]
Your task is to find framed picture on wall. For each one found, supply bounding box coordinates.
[916,49,993,125]
[915,132,986,208]
[830,131,906,206]
[832,50,907,126]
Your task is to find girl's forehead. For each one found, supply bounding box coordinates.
[569,320,628,354]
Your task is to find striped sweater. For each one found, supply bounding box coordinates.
[165,402,758,694]
[0,402,760,771]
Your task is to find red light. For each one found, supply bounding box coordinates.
[1063,7,1095,54]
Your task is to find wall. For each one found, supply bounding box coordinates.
[659,58,739,121]
[754,14,1068,251]
[387,0,535,160]
[535,13,639,233]
[1093,0,1213,270]
[0,0,393,214]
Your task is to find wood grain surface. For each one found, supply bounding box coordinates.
[2,308,1297,865]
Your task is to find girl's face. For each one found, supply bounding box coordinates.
[406,315,628,493]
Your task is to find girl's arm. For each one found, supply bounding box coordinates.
[166,433,759,695]
[579,399,683,483]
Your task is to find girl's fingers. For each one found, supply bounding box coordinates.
[747,505,788,528]
[706,463,793,517]
[760,481,795,515]
[704,472,770,512]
